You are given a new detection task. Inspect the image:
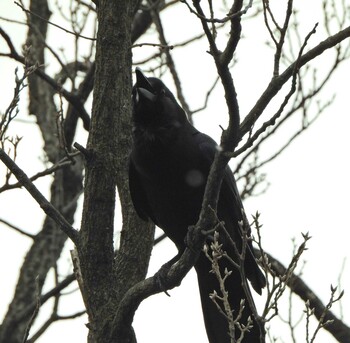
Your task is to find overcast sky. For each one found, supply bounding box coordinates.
[1,1,349,342]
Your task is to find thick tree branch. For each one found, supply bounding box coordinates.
[191,1,241,150]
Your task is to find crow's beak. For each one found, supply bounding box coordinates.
[135,68,157,104]
[135,68,153,92]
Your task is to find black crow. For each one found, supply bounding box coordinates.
[129,68,266,342]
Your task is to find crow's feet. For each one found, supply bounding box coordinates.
[154,251,183,296]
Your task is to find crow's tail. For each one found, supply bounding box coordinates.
[195,253,264,343]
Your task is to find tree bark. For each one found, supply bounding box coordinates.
[77,1,154,342]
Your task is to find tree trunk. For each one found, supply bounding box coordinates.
[77,1,154,341]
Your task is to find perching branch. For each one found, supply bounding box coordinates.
[110,229,204,340]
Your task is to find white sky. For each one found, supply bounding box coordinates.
[0,1,349,342]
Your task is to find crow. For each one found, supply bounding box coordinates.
[129,68,266,342]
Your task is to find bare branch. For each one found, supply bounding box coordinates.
[0,153,80,192]
[132,42,174,49]
[181,0,252,24]
[191,75,220,114]
[0,27,90,129]
[0,148,79,243]
[240,25,350,138]
[0,60,38,143]
[234,22,318,157]
[110,231,203,340]
[0,218,35,238]
[150,2,193,119]
[14,1,96,41]
[253,247,350,342]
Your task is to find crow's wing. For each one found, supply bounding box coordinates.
[194,131,266,293]
[129,158,157,224]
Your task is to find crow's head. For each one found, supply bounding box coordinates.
[132,68,187,138]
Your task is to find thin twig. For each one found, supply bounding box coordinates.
[181,0,252,24]
[0,148,79,243]
[131,42,174,49]
[149,2,192,119]
[240,24,350,138]
[14,1,96,41]
[0,218,35,238]
[0,27,91,126]
[0,154,79,192]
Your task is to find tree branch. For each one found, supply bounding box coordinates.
[240,25,350,137]
[0,148,79,243]
[14,1,96,41]
[0,154,79,192]
[0,27,90,129]
[256,248,350,343]
[0,218,35,238]
[16,274,76,324]
[111,233,203,340]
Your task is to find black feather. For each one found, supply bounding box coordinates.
[129,69,266,342]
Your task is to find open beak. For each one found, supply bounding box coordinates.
[135,68,156,103]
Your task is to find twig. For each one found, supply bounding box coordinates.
[337,258,346,320]
[0,148,79,243]
[204,232,254,341]
[0,15,27,25]
[0,27,91,127]
[306,285,345,343]
[16,273,76,324]
[0,65,36,142]
[234,22,318,157]
[131,42,174,49]
[0,218,35,238]
[14,1,96,41]
[153,232,167,246]
[191,75,220,114]
[149,2,192,119]
[181,0,252,24]
[26,309,85,343]
[240,24,350,138]
[253,247,350,342]
[0,153,79,192]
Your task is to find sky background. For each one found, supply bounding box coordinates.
[0,1,349,342]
